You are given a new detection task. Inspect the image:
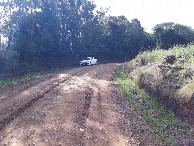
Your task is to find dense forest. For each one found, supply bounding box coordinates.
[0,0,194,74]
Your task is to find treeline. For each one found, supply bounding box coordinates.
[0,0,193,74]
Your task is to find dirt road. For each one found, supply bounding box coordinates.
[0,63,162,146]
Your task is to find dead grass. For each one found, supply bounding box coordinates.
[178,81,194,102]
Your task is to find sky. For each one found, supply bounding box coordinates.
[93,0,194,32]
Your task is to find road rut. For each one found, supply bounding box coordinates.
[0,63,162,146]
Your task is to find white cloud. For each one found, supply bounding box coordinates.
[93,0,194,32]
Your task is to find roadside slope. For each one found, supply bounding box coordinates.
[125,45,194,124]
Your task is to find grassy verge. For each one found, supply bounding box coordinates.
[0,72,42,86]
[117,66,192,145]
[0,67,74,86]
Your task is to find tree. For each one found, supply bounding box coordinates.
[1,0,193,75]
[0,0,98,71]
[105,17,148,60]
[153,22,194,49]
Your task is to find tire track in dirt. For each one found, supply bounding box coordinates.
[79,64,132,146]
[0,67,89,131]
[0,77,64,131]
[73,88,93,146]
[75,88,93,128]
[0,63,163,146]
[0,73,56,102]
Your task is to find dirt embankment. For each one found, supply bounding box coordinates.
[125,60,194,125]
[0,63,162,146]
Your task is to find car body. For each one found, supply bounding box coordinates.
[80,57,97,66]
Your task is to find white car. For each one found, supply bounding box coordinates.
[80,57,97,66]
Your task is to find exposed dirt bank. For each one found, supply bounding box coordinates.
[125,60,194,125]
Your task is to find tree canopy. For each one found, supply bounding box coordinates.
[0,1,193,74]
[153,22,194,49]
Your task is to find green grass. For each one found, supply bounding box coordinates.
[0,67,74,86]
[135,44,194,65]
[0,72,43,86]
[0,78,20,86]
[117,66,192,145]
